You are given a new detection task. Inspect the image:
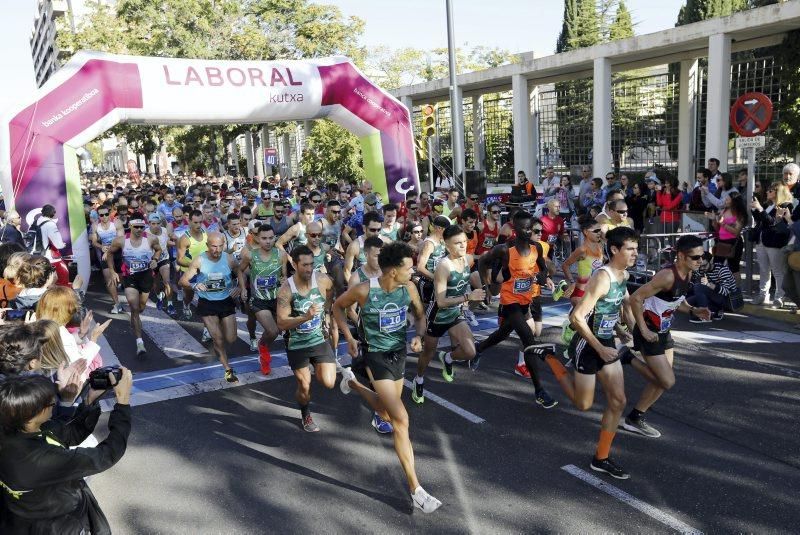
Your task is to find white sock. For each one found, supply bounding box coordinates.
[136,338,143,345]
[414,375,424,384]
[517,351,525,366]
[444,352,453,364]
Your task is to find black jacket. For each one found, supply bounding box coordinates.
[752,204,791,248]
[0,403,131,535]
[0,225,25,247]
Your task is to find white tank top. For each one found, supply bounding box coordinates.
[148,229,169,262]
[96,222,117,246]
[122,237,154,274]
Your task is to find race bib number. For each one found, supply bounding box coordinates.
[482,236,496,249]
[255,275,278,291]
[206,273,226,292]
[659,314,673,333]
[513,277,532,294]
[548,235,557,243]
[296,314,321,334]
[129,260,148,272]
[596,313,619,338]
[379,307,407,333]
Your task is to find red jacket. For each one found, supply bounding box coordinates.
[656,191,683,223]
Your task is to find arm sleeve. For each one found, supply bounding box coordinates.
[22,404,132,488]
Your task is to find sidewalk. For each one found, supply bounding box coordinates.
[741,302,800,326]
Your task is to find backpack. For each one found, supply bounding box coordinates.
[24,218,46,254]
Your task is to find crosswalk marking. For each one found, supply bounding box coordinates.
[139,300,207,359]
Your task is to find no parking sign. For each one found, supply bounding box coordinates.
[729,92,773,137]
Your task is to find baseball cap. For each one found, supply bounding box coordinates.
[270,191,280,201]
[129,218,146,226]
[364,193,378,206]
[147,213,161,223]
[645,174,661,185]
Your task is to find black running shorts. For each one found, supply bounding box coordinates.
[196,297,236,319]
[569,334,616,375]
[286,340,335,371]
[122,271,154,294]
[632,325,674,357]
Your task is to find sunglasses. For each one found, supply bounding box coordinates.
[118,206,128,210]
[331,209,342,214]
[273,210,285,214]
[366,202,377,207]
[408,205,418,210]
[470,197,479,201]
[531,228,543,234]
[590,228,603,234]
[307,233,321,238]
[98,212,109,216]
[687,254,704,261]
[311,198,321,203]
[131,225,145,230]
[615,210,628,215]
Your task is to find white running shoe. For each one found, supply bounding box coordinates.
[339,367,356,395]
[411,486,442,513]
[136,340,146,357]
[249,338,259,352]
[201,328,212,343]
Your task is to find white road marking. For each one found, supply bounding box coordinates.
[561,464,702,535]
[404,379,485,424]
[138,300,207,359]
[95,334,121,368]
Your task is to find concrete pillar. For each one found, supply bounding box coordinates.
[705,33,731,172]
[244,131,255,179]
[281,133,292,178]
[530,86,540,184]
[512,74,533,184]
[592,57,612,179]
[678,59,698,185]
[400,96,413,114]
[471,95,485,171]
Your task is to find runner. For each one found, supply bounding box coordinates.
[90,204,124,314]
[475,210,558,408]
[276,202,315,256]
[223,212,248,263]
[275,245,336,432]
[380,203,401,241]
[343,212,386,282]
[411,225,485,403]
[176,210,207,320]
[623,234,711,438]
[238,224,286,373]
[562,215,606,306]
[537,225,639,479]
[319,200,346,293]
[107,217,163,357]
[475,202,502,256]
[305,221,330,274]
[146,213,176,315]
[332,241,442,513]
[179,232,242,383]
[415,216,450,305]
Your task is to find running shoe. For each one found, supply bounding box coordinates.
[156,292,165,311]
[552,279,568,301]
[712,310,725,321]
[371,412,394,434]
[622,416,661,438]
[514,362,531,378]
[590,457,630,480]
[110,303,123,314]
[752,293,766,305]
[411,380,425,404]
[476,302,489,311]
[773,298,784,309]
[302,414,320,433]
[462,307,479,327]
[258,340,272,375]
[340,367,356,395]
[201,328,212,344]
[411,487,442,513]
[166,303,176,316]
[250,338,259,352]
[689,315,711,324]
[468,352,482,371]
[438,351,454,382]
[182,306,192,320]
[535,389,558,409]
[524,343,557,362]
[224,368,239,383]
[136,340,146,357]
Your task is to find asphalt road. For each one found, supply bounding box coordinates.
[81,282,800,534]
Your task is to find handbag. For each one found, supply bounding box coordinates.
[726,288,744,312]
[713,241,736,259]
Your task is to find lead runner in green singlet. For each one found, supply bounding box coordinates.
[333,241,443,514]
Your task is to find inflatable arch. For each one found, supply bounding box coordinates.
[0,51,420,285]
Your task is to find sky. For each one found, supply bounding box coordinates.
[0,0,686,114]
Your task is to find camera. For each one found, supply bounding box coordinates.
[89,366,123,389]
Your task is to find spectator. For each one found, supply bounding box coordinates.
[680,182,692,208]
[36,286,110,371]
[688,252,740,321]
[542,166,559,196]
[644,174,660,222]
[736,168,749,191]
[13,256,56,310]
[604,172,622,195]
[0,323,47,378]
[690,168,715,211]
[36,204,70,287]
[776,199,800,313]
[584,177,606,211]
[619,174,633,197]
[517,170,536,197]
[554,175,575,219]
[626,182,648,232]
[0,245,27,308]
[0,370,133,534]
[656,177,683,233]
[576,166,593,213]
[0,209,25,247]
[781,162,800,201]
[751,182,793,307]
[703,172,738,211]
[710,192,747,278]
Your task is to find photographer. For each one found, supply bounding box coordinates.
[0,369,133,534]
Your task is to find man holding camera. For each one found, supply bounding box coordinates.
[0,368,133,534]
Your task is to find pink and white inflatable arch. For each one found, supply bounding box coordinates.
[0,51,419,284]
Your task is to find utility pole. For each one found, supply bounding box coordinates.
[445,0,465,193]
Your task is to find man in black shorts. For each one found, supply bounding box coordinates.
[179,232,242,383]
[276,246,336,432]
[107,217,162,357]
[333,242,442,513]
[623,234,710,437]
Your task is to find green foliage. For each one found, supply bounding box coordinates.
[609,0,634,41]
[676,0,749,25]
[300,120,364,183]
[772,30,800,157]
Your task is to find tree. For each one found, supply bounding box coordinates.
[554,0,601,169]
[772,30,800,156]
[300,120,364,183]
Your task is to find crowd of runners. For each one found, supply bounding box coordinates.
[1,164,799,517]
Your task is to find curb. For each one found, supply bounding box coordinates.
[741,303,800,325]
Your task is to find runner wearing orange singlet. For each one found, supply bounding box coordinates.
[475,210,558,409]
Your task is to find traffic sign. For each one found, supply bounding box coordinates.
[735,136,766,149]
[730,92,773,137]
